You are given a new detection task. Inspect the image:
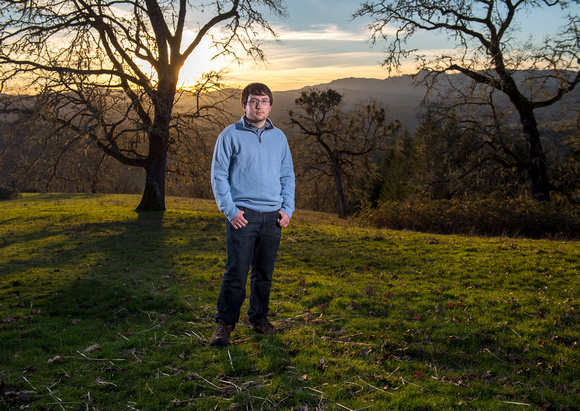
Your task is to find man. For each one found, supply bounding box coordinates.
[209,82,295,347]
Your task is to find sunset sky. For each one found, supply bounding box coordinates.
[179,0,576,91]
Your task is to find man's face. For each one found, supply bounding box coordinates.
[243,93,272,125]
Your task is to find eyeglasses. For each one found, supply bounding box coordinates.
[247,98,270,106]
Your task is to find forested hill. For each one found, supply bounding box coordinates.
[229,72,578,131]
[271,75,426,129]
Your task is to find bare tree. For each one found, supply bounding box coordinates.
[0,116,144,194]
[355,0,580,201]
[288,88,400,218]
[0,0,285,210]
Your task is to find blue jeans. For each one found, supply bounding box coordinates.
[216,208,282,325]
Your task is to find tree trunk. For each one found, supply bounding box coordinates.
[136,118,170,212]
[332,159,348,218]
[520,108,551,202]
[136,150,167,211]
[136,81,175,212]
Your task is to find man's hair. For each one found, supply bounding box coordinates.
[241,83,273,106]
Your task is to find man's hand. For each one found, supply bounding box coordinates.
[277,210,290,228]
[230,210,248,229]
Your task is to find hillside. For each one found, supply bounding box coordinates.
[198,76,426,130]
[1,194,578,410]
[272,75,426,129]
[206,72,578,131]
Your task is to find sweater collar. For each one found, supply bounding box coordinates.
[242,116,274,131]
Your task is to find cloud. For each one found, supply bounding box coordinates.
[225,46,418,91]
[218,34,416,90]
[227,63,390,91]
[272,23,368,42]
[264,47,383,69]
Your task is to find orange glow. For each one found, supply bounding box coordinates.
[178,35,232,88]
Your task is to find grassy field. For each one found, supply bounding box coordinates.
[1,194,578,410]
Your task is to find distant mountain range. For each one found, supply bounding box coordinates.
[271,76,426,129]
[3,72,573,133]
[262,73,578,131]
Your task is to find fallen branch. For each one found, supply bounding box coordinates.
[357,376,397,396]
[387,366,401,378]
[185,330,207,344]
[218,378,241,393]
[484,348,505,362]
[137,324,162,334]
[75,351,126,362]
[46,387,65,411]
[22,376,36,390]
[320,336,373,346]
[95,377,117,387]
[227,350,234,371]
[501,401,531,406]
[509,328,522,338]
[191,373,224,391]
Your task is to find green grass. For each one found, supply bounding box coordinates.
[1,194,578,410]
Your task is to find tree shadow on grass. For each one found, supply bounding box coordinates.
[0,208,232,409]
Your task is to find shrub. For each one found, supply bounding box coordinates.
[0,186,22,200]
[356,198,580,239]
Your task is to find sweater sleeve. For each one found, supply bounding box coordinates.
[279,138,296,219]
[211,130,238,221]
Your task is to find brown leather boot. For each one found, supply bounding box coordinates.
[209,319,235,347]
[251,317,282,335]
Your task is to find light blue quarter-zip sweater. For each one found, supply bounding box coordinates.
[211,117,295,221]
